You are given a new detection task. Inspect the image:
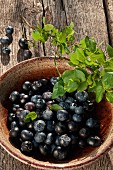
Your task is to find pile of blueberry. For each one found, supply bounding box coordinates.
[7,77,101,161]
[0,26,14,56]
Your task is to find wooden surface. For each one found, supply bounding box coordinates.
[0,0,113,169]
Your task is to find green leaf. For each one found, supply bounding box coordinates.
[62,70,78,84]
[50,104,63,111]
[104,58,113,70]
[24,111,38,123]
[70,22,74,28]
[75,48,86,62]
[107,45,113,58]
[95,83,105,103]
[85,60,99,66]
[79,39,86,48]
[90,53,105,63]
[75,69,86,82]
[32,30,41,41]
[106,91,113,103]
[102,72,113,90]
[64,80,79,93]
[85,36,96,52]
[70,53,79,65]
[87,74,93,85]
[52,79,65,99]
[77,81,88,92]
[44,24,54,31]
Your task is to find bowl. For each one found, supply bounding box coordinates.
[0,57,113,169]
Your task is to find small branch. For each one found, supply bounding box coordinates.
[54,55,61,77]
[20,16,36,30]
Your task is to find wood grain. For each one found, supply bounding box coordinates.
[0,0,113,169]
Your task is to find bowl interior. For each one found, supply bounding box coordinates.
[0,57,113,169]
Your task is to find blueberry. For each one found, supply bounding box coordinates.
[75,91,88,102]
[16,108,24,117]
[46,120,55,132]
[83,100,94,112]
[87,136,101,147]
[69,134,78,145]
[10,127,20,138]
[22,81,31,91]
[1,36,11,46]
[39,144,51,155]
[8,113,16,122]
[79,128,90,138]
[2,47,11,55]
[59,102,70,110]
[34,120,46,132]
[45,133,54,145]
[40,78,48,86]
[21,141,33,152]
[31,95,42,103]
[5,26,14,34]
[55,122,66,134]
[12,104,20,112]
[32,139,39,148]
[55,136,60,145]
[59,134,71,147]
[31,80,42,91]
[36,99,46,109]
[18,110,29,121]
[42,92,52,100]
[42,109,54,120]
[50,77,59,86]
[68,121,78,132]
[23,50,32,60]
[20,93,29,104]
[55,94,66,102]
[11,121,18,129]
[75,106,84,114]
[86,118,100,129]
[9,91,20,103]
[46,100,55,108]
[19,120,26,127]
[18,38,28,49]
[57,110,69,121]
[53,146,67,160]
[26,122,34,131]
[34,132,46,143]
[65,97,75,104]
[21,130,33,141]
[24,102,35,111]
[78,139,86,148]
[72,114,83,123]
[70,103,77,112]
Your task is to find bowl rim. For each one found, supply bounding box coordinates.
[0,57,113,169]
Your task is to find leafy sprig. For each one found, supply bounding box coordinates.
[31,18,113,103]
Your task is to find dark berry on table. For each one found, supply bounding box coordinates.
[21,130,33,141]
[23,50,32,60]
[11,121,18,129]
[75,106,84,114]
[87,136,101,147]
[24,102,35,111]
[5,26,14,34]
[34,132,46,143]
[57,110,69,121]
[69,134,78,145]
[55,94,66,103]
[32,139,39,148]
[86,118,100,129]
[59,102,70,110]
[42,91,52,100]
[36,98,46,109]
[19,120,26,128]
[42,109,54,120]
[55,122,66,135]
[21,141,33,152]
[45,133,54,145]
[50,77,59,86]
[12,104,20,112]
[72,114,83,123]
[68,121,79,132]
[53,146,67,160]
[46,120,55,132]
[40,78,48,86]
[9,91,20,103]
[26,122,34,131]
[18,38,28,49]
[22,81,31,91]
[31,80,42,91]
[34,120,46,132]
[2,47,11,55]
[31,95,42,103]
[75,91,88,102]
[20,93,29,104]
[83,100,94,112]
[70,103,77,112]
[8,113,16,122]
[18,110,29,121]
[65,97,75,104]
[10,127,20,138]
[39,144,51,156]
[16,108,24,118]
[59,134,71,147]
[79,127,90,138]
[1,36,10,45]
[78,139,86,148]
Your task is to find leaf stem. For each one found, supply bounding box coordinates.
[54,55,61,77]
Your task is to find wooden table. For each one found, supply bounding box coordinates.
[0,0,113,169]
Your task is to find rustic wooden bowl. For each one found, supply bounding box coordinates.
[0,57,113,170]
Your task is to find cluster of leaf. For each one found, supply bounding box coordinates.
[32,20,113,103]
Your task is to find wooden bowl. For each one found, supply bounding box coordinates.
[0,57,113,169]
